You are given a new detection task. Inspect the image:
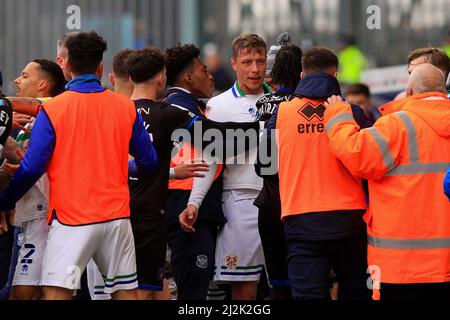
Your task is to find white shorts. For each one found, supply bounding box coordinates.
[41,219,138,294]
[87,259,111,300]
[213,190,265,282]
[12,218,50,287]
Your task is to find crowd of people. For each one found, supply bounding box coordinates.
[0,30,449,301]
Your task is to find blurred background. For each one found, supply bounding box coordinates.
[1,0,449,99]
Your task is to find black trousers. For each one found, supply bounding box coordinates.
[380,282,450,301]
[168,222,217,300]
[284,229,371,301]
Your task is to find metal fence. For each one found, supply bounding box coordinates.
[1,0,449,94]
[0,0,182,94]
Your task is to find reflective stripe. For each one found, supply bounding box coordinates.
[396,112,419,161]
[368,234,450,249]
[366,127,396,173]
[386,162,450,176]
[325,113,354,133]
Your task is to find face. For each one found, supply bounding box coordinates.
[231,48,267,95]
[407,56,429,75]
[188,59,215,98]
[346,93,371,111]
[56,46,72,81]
[14,62,46,98]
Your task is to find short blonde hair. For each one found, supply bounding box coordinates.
[231,34,267,59]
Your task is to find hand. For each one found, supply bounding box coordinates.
[179,204,199,234]
[324,95,344,109]
[2,148,24,176]
[12,112,32,133]
[0,210,15,235]
[174,159,209,179]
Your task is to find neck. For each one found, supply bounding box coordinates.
[173,83,192,94]
[114,79,134,98]
[131,84,161,101]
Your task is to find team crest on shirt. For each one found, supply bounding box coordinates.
[225,255,238,271]
[21,264,28,274]
[248,106,259,119]
[196,255,208,269]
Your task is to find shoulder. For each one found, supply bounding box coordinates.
[207,88,234,107]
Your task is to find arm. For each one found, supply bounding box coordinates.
[324,96,403,180]
[0,110,55,211]
[179,162,218,233]
[255,106,278,178]
[129,113,159,177]
[7,97,41,117]
[0,96,13,149]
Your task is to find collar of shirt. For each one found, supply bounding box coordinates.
[65,74,105,93]
[232,81,272,98]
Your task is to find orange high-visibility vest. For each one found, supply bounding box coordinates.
[168,144,222,190]
[276,97,367,219]
[43,90,136,225]
[325,92,450,284]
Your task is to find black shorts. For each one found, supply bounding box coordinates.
[131,213,167,291]
[257,206,290,287]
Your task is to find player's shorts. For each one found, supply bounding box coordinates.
[213,190,265,282]
[41,218,137,294]
[131,213,166,291]
[87,259,111,300]
[12,218,50,287]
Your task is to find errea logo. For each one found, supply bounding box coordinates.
[298,103,326,121]
[297,102,326,134]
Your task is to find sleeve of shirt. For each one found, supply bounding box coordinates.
[444,167,450,201]
[0,96,13,147]
[129,112,159,177]
[188,162,218,209]
[0,110,55,211]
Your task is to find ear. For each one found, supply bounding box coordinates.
[406,86,414,97]
[230,58,238,72]
[37,80,48,91]
[109,73,115,87]
[332,71,338,78]
[56,56,63,69]
[300,72,305,79]
[96,61,104,78]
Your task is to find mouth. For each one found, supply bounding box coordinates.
[248,77,262,82]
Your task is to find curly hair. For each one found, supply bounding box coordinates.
[271,45,303,90]
[125,47,166,83]
[65,31,107,75]
[165,44,200,86]
[33,59,66,96]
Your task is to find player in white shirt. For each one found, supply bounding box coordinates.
[4,60,65,300]
[180,34,270,300]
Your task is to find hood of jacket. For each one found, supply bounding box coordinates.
[294,72,341,100]
[401,92,450,138]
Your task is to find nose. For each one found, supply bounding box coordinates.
[14,77,20,85]
[250,61,259,73]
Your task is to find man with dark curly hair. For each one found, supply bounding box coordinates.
[163,44,226,300]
